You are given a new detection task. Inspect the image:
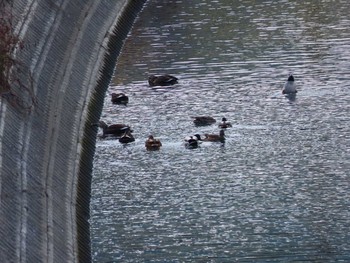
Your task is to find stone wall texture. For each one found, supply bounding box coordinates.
[0,0,146,262]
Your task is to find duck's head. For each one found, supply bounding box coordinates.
[148,75,156,81]
[222,117,227,122]
[148,135,154,140]
[94,120,108,129]
[287,75,294,82]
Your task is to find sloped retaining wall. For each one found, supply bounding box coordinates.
[0,0,146,262]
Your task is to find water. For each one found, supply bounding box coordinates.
[91,0,350,262]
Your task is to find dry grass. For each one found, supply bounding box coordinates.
[1,0,36,112]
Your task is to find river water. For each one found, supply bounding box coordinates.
[91,0,350,262]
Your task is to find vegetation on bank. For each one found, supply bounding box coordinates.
[0,0,36,111]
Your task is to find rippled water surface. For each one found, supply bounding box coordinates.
[91,0,350,262]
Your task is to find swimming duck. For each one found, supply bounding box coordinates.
[218,117,232,128]
[145,135,162,151]
[93,121,132,138]
[201,130,225,143]
[192,116,216,126]
[148,74,178,86]
[111,93,129,105]
[282,75,297,94]
[119,130,135,144]
[184,136,200,149]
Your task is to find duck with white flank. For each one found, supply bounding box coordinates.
[185,136,200,149]
[218,117,232,128]
[282,74,297,94]
[111,92,129,105]
[119,129,135,144]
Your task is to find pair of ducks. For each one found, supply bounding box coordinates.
[185,117,232,148]
[185,130,226,149]
[94,121,134,143]
[149,74,297,94]
[109,74,178,105]
[193,117,232,128]
[149,74,297,93]
[94,121,162,149]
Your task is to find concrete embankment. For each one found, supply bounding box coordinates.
[0,0,146,262]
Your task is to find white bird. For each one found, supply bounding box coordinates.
[282,75,297,94]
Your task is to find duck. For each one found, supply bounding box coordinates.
[218,117,232,128]
[92,121,132,138]
[119,130,135,144]
[200,130,225,143]
[148,74,178,86]
[282,74,297,94]
[192,116,216,126]
[145,135,162,151]
[111,93,129,105]
[184,136,200,149]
